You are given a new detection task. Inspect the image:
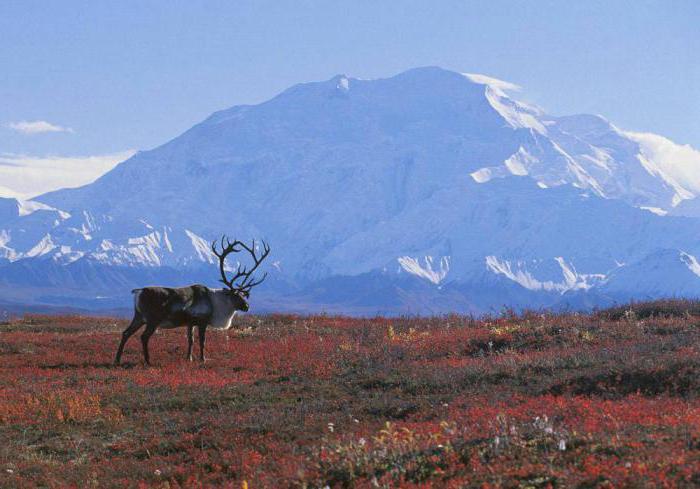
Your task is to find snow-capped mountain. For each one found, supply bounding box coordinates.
[2,66,700,314]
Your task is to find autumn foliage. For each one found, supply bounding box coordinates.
[2,301,700,487]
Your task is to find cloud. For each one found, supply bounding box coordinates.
[0,184,23,200]
[0,150,136,199]
[462,73,522,93]
[5,120,74,135]
[623,131,700,197]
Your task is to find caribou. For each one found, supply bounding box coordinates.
[114,236,270,365]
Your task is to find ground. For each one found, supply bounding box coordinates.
[2,301,700,488]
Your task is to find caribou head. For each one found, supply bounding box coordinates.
[211,235,271,313]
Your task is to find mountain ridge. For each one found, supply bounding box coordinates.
[3,66,700,314]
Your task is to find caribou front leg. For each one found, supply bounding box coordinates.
[140,323,157,366]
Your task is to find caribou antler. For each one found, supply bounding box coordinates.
[210,235,271,294]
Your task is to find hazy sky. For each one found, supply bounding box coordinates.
[1,0,698,193]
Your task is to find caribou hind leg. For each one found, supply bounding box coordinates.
[197,325,207,362]
[187,325,194,361]
[114,313,145,365]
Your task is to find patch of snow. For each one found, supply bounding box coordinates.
[504,151,529,176]
[186,230,216,264]
[640,206,668,216]
[52,245,85,264]
[17,199,70,219]
[139,219,154,230]
[486,256,604,294]
[0,230,9,248]
[486,255,549,291]
[550,141,605,195]
[471,147,536,183]
[67,224,93,241]
[398,255,450,285]
[99,239,116,251]
[336,76,350,91]
[0,230,18,261]
[680,251,700,278]
[582,146,614,170]
[25,234,57,258]
[125,231,167,266]
[470,168,494,183]
[81,211,98,233]
[163,227,173,252]
[508,147,538,175]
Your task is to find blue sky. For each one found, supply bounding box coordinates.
[0,0,698,196]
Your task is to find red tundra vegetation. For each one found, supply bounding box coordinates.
[2,300,700,487]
